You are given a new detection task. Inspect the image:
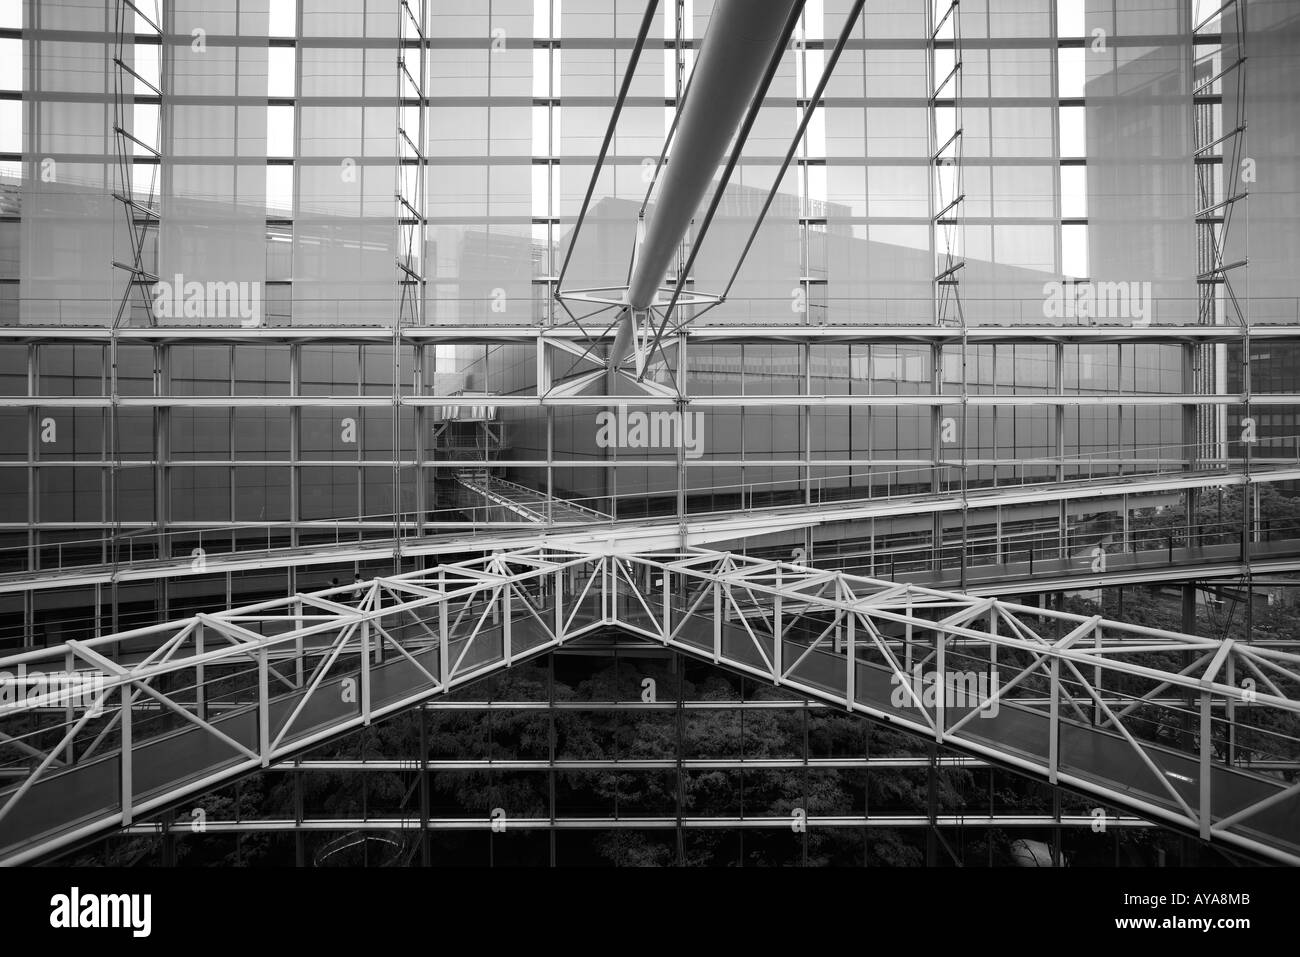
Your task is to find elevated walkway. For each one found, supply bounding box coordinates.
[453,474,611,525]
[835,520,1300,596]
[3,463,1299,596]
[2,544,1298,865]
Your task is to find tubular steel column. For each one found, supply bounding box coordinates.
[624,0,803,311]
[617,0,804,369]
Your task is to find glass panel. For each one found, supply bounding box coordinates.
[294,0,399,325]
[158,0,270,329]
[1085,0,1197,325]
[19,0,121,326]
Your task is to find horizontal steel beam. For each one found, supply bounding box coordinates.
[109,813,1156,835]
[2,393,1295,408]
[5,324,1298,344]
[0,456,1271,471]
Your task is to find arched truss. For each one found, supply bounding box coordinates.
[1,543,1298,865]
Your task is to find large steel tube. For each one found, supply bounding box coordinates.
[611,0,799,366]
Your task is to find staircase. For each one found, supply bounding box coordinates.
[455,467,490,488]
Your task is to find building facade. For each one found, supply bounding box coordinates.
[1,0,1297,865]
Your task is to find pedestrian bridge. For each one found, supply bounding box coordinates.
[1,544,1298,865]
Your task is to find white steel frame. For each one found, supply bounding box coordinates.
[2,543,1298,866]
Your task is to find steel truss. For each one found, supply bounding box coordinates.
[929,0,971,589]
[1193,0,1256,679]
[1,543,1298,865]
[109,0,164,583]
[396,0,427,555]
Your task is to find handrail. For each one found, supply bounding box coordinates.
[3,544,1299,866]
[4,454,1300,577]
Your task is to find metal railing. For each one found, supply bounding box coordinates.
[3,436,1300,577]
[6,295,1300,329]
[824,517,1300,583]
[2,544,1298,865]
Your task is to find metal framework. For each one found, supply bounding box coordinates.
[2,542,1298,865]
[6,0,1297,872]
[4,460,1300,604]
[110,0,163,329]
[1193,0,1257,651]
[105,680,1163,868]
[108,0,164,591]
[551,0,815,394]
[396,0,427,557]
[929,0,971,589]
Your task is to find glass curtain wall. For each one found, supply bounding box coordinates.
[0,0,1285,641]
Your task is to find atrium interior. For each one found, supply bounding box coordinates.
[0,0,1298,868]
